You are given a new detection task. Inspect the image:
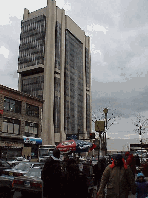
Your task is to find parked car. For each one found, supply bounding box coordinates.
[0,160,13,198]
[0,162,44,198]
[0,160,11,176]
[12,167,42,198]
[7,157,29,167]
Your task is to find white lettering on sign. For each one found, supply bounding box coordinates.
[24,138,36,144]
[24,138,30,144]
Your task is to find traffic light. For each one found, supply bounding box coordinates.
[90,133,95,139]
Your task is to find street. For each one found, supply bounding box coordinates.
[13,191,43,198]
[13,191,21,198]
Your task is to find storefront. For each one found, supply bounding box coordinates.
[23,136,42,160]
[0,136,24,160]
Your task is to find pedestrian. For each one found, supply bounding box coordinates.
[27,154,30,160]
[135,172,148,198]
[41,148,62,198]
[96,157,107,190]
[23,155,26,159]
[125,151,136,178]
[29,155,31,161]
[64,158,88,198]
[97,154,136,198]
[135,154,140,167]
[62,154,69,172]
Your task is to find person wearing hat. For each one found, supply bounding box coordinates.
[97,154,136,198]
[135,172,148,198]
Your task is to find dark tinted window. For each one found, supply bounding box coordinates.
[4,97,21,114]
[26,103,39,118]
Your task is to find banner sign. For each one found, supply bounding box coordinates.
[23,136,42,145]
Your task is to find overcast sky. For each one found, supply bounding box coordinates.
[1,0,148,144]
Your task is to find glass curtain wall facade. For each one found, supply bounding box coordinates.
[65,30,83,134]
[18,15,46,69]
[19,15,46,100]
[85,48,91,134]
[22,75,44,100]
[54,21,61,133]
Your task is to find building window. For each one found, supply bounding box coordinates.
[2,117,20,134]
[25,121,38,137]
[26,103,39,118]
[3,97,21,114]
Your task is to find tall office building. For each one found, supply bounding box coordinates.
[18,0,91,145]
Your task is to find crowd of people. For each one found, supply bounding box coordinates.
[41,149,148,198]
[97,152,148,198]
[41,149,89,198]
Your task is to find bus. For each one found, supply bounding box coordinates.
[38,145,56,162]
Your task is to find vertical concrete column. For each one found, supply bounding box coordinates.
[38,106,42,138]
[60,9,66,142]
[20,101,26,136]
[18,74,22,92]
[42,0,56,145]
[88,37,92,136]
[0,94,4,132]
[83,34,87,139]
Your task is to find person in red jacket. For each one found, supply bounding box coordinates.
[125,151,136,178]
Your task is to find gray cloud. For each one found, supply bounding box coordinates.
[119,0,148,30]
[1,1,148,139]
[0,16,20,89]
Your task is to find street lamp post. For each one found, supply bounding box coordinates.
[103,108,108,156]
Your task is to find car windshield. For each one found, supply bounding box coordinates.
[13,163,31,171]
[39,149,49,156]
[39,149,53,157]
[25,168,41,178]
[0,160,11,167]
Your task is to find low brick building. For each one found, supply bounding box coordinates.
[0,84,43,160]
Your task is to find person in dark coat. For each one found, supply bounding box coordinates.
[96,157,107,190]
[64,158,88,198]
[27,154,30,160]
[135,172,148,198]
[41,148,62,198]
[135,154,140,167]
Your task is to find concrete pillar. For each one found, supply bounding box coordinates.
[88,37,92,136]
[60,9,66,142]
[0,94,4,132]
[18,74,22,92]
[42,0,56,145]
[83,34,86,139]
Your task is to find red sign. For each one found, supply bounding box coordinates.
[0,110,3,115]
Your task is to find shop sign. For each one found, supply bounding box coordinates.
[23,136,42,145]
[0,141,23,147]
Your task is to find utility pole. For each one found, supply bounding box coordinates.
[103,108,108,156]
[95,120,105,160]
[132,115,148,162]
